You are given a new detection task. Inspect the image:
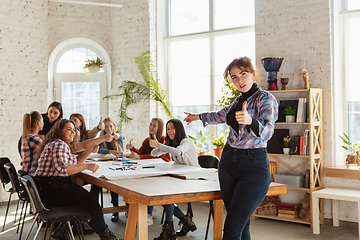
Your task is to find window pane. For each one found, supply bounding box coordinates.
[214,32,255,104]
[347,0,360,11]
[169,39,210,106]
[57,48,104,73]
[348,103,360,145]
[172,106,211,153]
[170,0,209,36]
[214,0,254,30]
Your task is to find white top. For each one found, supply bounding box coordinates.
[151,137,200,167]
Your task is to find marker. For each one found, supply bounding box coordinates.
[109,167,123,170]
[142,166,155,168]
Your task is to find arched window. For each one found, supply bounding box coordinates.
[52,44,109,129]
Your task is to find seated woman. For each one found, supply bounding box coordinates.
[90,117,124,222]
[20,111,43,175]
[33,119,119,240]
[70,113,104,142]
[150,119,199,240]
[125,118,171,225]
[38,101,63,139]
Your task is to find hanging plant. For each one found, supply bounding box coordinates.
[104,51,173,127]
[83,57,106,74]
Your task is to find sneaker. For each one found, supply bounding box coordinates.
[147,214,154,226]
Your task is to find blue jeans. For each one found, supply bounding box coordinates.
[163,204,186,223]
[90,184,119,206]
[218,145,271,240]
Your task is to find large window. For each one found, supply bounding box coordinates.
[55,47,107,128]
[166,0,255,152]
[343,1,360,145]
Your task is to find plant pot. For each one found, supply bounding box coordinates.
[197,152,205,157]
[283,148,290,154]
[88,66,100,73]
[213,148,223,160]
[285,115,295,122]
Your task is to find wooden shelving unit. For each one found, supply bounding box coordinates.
[256,88,323,226]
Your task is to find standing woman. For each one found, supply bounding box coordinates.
[150,119,198,240]
[70,113,104,142]
[183,56,278,240]
[91,117,124,222]
[33,119,119,240]
[20,111,44,175]
[38,101,63,139]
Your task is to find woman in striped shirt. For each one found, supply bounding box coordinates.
[184,57,278,240]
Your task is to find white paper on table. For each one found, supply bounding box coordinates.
[82,159,217,180]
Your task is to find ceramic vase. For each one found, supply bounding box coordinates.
[285,115,295,122]
[283,148,290,154]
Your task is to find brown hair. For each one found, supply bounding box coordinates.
[70,113,87,140]
[36,119,78,159]
[101,117,122,151]
[144,118,165,153]
[223,56,255,82]
[22,111,42,142]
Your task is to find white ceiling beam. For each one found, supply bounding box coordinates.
[48,0,123,8]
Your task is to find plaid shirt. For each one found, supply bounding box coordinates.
[34,139,76,177]
[201,88,278,149]
[21,132,42,175]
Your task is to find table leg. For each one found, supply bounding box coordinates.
[333,199,339,227]
[137,202,148,240]
[312,195,320,234]
[213,199,223,240]
[358,202,360,240]
[125,200,138,240]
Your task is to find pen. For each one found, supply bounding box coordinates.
[109,167,123,170]
[142,166,155,168]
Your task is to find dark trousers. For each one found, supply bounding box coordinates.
[90,184,119,206]
[163,204,186,223]
[34,176,107,234]
[218,145,271,240]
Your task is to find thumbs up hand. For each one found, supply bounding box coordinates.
[235,101,252,125]
[149,134,159,148]
[97,117,105,131]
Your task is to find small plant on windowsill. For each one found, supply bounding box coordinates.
[339,133,360,168]
[83,57,106,75]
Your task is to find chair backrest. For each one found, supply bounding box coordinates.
[20,175,44,214]
[0,157,11,185]
[4,162,24,194]
[198,155,219,169]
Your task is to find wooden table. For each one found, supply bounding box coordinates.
[76,170,287,240]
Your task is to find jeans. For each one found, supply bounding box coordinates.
[90,184,119,206]
[34,176,107,234]
[218,145,271,240]
[163,204,186,223]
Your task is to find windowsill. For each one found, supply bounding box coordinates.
[326,166,360,179]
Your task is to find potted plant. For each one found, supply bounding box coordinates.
[212,135,226,159]
[284,106,296,122]
[83,57,106,74]
[188,130,208,156]
[283,136,291,154]
[339,133,360,168]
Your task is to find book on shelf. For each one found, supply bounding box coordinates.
[277,203,300,211]
[296,98,307,123]
[293,135,300,155]
[278,209,298,215]
[303,130,310,156]
[299,136,304,155]
[277,213,297,219]
[303,169,310,188]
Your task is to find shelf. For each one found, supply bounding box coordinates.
[288,187,310,191]
[253,214,311,225]
[275,122,309,125]
[269,153,309,158]
[326,166,360,179]
[268,89,309,93]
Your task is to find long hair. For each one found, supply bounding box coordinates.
[22,111,42,142]
[223,56,257,83]
[165,119,187,147]
[36,119,77,159]
[101,117,121,151]
[45,101,63,121]
[144,118,164,153]
[70,113,87,140]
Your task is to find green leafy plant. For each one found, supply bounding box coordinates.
[283,106,296,116]
[283,136,291,148]
[103,51,173,127]
[217,82,241,107]
[212,129,229,149]
[188,130,208,153]
[339,133,360,154]
[83,57,106,74]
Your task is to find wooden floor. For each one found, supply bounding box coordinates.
[0,191,358,240]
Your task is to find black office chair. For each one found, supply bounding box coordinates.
[20,175,91,240]
[0,157,13,232]
[198,155,219,240]
[4,162,29,240]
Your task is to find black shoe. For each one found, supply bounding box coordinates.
[52,226,71,240]
[175,215,197,236]
[154,221,177,240]
[98,227,120,240]
[111,213,119,222]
